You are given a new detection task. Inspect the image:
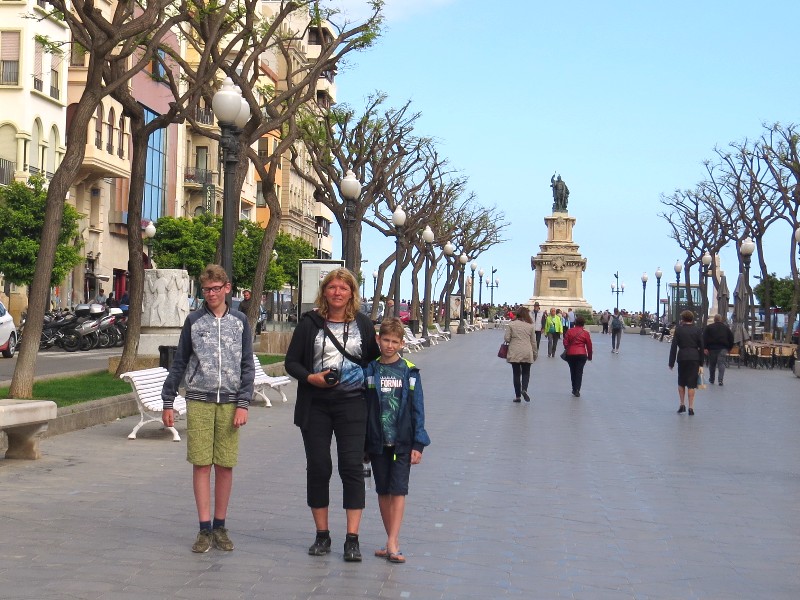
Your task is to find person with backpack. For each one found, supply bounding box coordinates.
[610,308,624,354]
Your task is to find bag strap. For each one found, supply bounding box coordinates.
[323,323,361,364]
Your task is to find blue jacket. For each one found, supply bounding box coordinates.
[161,304,254,410]
[364,357,431,455]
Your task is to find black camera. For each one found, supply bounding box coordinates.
[324,367,339,385]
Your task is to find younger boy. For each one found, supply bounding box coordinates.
[161,264,254,553]
[364,318,431,564]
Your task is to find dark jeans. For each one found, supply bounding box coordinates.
[602,323,609,334]
[566,355,588,392]
[301,396,366,510]
[534,331,542,348]
[510,362,532,398]
[547,332,561,357]
[611,330,622,350]
[707,349,728,383]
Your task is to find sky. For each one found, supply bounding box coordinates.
[328,0,799,312]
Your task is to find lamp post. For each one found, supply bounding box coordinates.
[456,253,468,334]
[421,225,435,346]
[316,222,324,259]
[143,220,156,260]
[443,241,455,330]
[654,267,663,329]
[478,268,485,319]
[469,261,477,325]
[487,275,498,313]
[391,205,406,317]
[372,270,378,299]
[701,250,712,325]
[739,237,756,338]
[212,77,250,286]
[639,272,648,335]
[674,260,683,324]
[795,226,800,353]
[611,271,624,310]
[340,170,361,272]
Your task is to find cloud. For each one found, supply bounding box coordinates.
[328,0,457,24]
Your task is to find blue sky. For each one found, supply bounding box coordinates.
[333,0,799,312]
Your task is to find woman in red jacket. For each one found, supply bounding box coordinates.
[562,315,593,397]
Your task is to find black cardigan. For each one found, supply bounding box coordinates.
[285,310,380,430]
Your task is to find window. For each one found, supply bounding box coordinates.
[118,115,125,158]
[33,40,43,91]
[150,49,167,82]
[142,106,166,222]
[50,53,61,99]
[94,106,103,148]
[1,31,20,85]
[106,108,115,154]
[70,42,86,67]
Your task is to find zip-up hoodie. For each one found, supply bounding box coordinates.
[364,357,431,455]
[161,304,254,410]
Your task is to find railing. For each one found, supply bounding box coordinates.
[192,106,214,126]
[33,77,43,92]
[106,142,114,154]
[1,61,19,85]
[184,167,212,185]
[37,0,48,8]
[95,132,102,149]
[0,157,15,186]
[50,85,59,100]
[28,165,41,176]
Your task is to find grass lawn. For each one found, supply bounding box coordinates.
[0,354,286,407]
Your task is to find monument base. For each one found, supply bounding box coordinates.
[527,296,593,314]
[137,329,182,356]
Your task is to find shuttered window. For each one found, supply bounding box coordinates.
[0,31,20,85]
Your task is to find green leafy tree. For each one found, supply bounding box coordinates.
[273,231,315,288]
[754,273,796,313]
[234,220,286,292]
[0,177,82,287]
[149,214,219,278]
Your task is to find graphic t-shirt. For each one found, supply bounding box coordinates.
[312,320,365,396]
[378,360,405,446]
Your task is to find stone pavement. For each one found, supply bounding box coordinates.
[1,330,798,599]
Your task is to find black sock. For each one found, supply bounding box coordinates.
[345,533,358,541]
[213,518,225,530]
[316,529,330,539]
[199,521,212,532]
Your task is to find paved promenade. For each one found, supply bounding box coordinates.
[1,329,798,599]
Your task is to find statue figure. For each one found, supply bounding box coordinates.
[551,174,569,212]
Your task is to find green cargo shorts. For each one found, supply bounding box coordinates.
[186,401,239,467]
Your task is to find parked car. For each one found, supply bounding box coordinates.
[360,300,385,324]
[398,302,411,324]
[0,300,17,358]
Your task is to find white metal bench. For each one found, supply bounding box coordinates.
[0,399,58,459]
[120,367,186,441]
[433,323,451,340]
[252,354,291,407]
[402,328,424,352]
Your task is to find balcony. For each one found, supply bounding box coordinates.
[189,106,215,130]
[33,77,43,92]
[79,138,131,181]
[50,85,60,100]
[184,167,213,187]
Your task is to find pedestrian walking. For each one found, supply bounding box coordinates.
[702,314,734,386]
[284,268,381,562]
[364,318,431,564]
[503,306,539,402]
[610,308,624,353]
[563,315,593,397]
[668,310,704,415]
[160,264,255,553]
[600,310,610,334]
[544,307,564,358]
[530,301,545,348]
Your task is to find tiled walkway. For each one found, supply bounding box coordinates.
[1,330,798,599]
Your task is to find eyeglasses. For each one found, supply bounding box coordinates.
[201,285,226,294]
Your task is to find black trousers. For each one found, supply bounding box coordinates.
[510,362,531,397]
[301,396,366,510]
[566,355,588,392]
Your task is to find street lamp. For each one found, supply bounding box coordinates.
[457,253,468,334]
[391,205,406,317]
[360,259,368,298]
[421,225,435,346]
[478,268,485,320]
[654,267,663,329]
[701,250,712,325]
[674,260,683,324]
[443,241,455,330]
[469,261,477,325]
[372,269,378,299]
[487,273,498,314]
[639,272,648,335]
[143,220,156,259]
[212,77,250,287]
[340,170,361,272]
[611,271,624,310]
[739,237,756,338]
[316,222,324,259]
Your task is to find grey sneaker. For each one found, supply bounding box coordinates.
[212,527,234,551]
[192,530,213,553]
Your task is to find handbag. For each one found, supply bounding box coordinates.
[697,366,707,390]
[560,349,568,361]
[497,342,509,359]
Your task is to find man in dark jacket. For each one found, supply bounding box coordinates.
[703,314,734,386]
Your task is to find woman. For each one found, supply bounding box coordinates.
[285,268,381,562]
[504,306,538,402]
[544,307,564,357]
[562,315,593,397]
[668,310,703,415]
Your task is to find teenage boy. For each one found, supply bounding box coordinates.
[364,318,431,564]
[161,264,255,553]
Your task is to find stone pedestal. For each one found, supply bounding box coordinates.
[528,212,592,313]
[138,269,190,356]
